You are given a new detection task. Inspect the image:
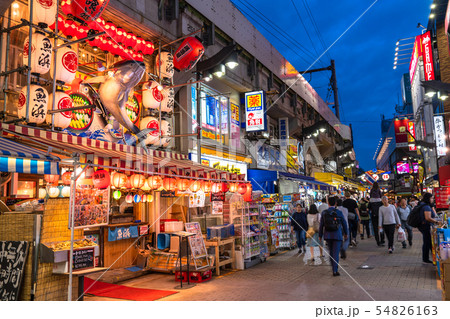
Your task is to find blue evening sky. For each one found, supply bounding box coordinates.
[231,0,433,171]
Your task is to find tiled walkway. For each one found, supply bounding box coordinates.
[84,229,442,301]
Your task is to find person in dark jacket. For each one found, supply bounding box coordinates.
[417,193,439,264]
[368,182,385,246]
[319,196,348,276]
[291,203,308,254]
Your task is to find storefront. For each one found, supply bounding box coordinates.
[314,172,365,197]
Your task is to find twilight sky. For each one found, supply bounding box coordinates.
[231,0,433,171]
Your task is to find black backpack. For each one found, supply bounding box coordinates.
[323,208,340,232]
[359,202,369,217]
[407,203,425,228]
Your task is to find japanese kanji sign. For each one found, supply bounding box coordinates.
[245,90,267,132]
[434,115,446,156]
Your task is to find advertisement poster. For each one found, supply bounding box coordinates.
[245,90,266,132]
[394,119,409,148]
[212,201,223,215]
[185,222,209,270]
[434,187,450,209]
[189,191,205,208]
[73,187,110,229]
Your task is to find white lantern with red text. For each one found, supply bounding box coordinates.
[140,116,160,145]
[173,37,205,72]
[23,31,52,75]
[46,91,73,129]
[156,51,174,80]
[18,85,48,124]
[161,87,174,113]
[160,118,172,147]
[142,81,163,109]
[50,46,78,84]
[32,0,57,28]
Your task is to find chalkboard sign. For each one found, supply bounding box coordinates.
[210,192,225,202]
[0,241,29,301]
[71,248,94,271]
[160,190,176,197]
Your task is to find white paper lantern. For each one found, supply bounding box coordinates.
[18,85,49,124]
[160,118,172,147]
[47,91,73,129]
[32,0,57,28]
[48,186,60,198]
[142,81,163,109]
[23,31,52,75]
[161,87,174,113]
[125,194,133,203]
[61,186,71,198]
[50,46,78,84]
[38,188,47,199]
[141,194,147,203]
[156,51,174,79]
[140,116,160,145]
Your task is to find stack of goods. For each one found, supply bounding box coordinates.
[273,204,293,249]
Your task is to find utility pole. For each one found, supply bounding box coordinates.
[298,59,340,120]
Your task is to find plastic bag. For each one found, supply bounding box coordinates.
[397,227,406,242]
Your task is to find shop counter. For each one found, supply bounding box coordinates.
[205,237,235,276]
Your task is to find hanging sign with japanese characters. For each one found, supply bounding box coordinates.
[421,31,435,81]
[434,115,446,156]
[0,241,29,301]
[245,90,267,132]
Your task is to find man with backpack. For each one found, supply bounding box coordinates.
[359,198,371,240]
[319,196,348,276]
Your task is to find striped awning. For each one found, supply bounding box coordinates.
[0,137,60,175]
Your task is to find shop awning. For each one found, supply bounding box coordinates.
[278,171,335,191]
[0,136,60,175]
[1,124,234,180]
[314,172,365,192]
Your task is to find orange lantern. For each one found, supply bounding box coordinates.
[44,174,59,185]
[148,175,163,190]
[93,169,111,189]
[189,180,203,193]
[61,171,72,185]
[237,183,248,195]
[229,182,238,193]
[177,178,190,192]
[203,181,212,193]
[220,181,229,193]
[111,172,127,189]
[211,182,221,193]
[141,180,151,191]
[163,177,178,191]
[124,175,132,189]
[243,183,252,202]
[129,174,146,189]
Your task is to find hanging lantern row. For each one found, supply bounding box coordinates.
[49,15,154,61]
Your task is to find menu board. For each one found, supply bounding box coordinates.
[184,222,209,270]
[0,241,29,300]
[72,248,94,271]
[212,201,223,215]
[72,187,110,228]
[434,187,450,209]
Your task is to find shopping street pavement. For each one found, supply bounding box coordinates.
[85,229,442,301]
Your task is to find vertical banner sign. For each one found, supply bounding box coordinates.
[394,119,409,147]
[279,117,288,168]
[245,90,267,132]
[409,35,423,87]
[421,31,435,81]
[434,115,446,156]
[407,121,417,151]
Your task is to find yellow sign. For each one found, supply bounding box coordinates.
[202,130,216,139]
[212,161,241,174]
[201,159,210,166]
[231,103,240,125]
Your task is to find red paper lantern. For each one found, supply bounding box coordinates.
[60,0,72,15]
[46,91,73,129]
[93,169,111,189]
[49,15,66,34]
[62,171,72,185]
[64,19,78,38]
[104,21,116,38]
[220,181,229,193]
[173,37,205,72]
[135,37,145,53]
[143,41,154,55]
[50,46,77,84]
[130,174,146,189]
[243,183,252,202]
[148,175,163,190]
[44,174,59,185]
[177,178,190,192]
[111,172,127,188]
[115,27,127,45]
[163,177,178,191]
[69,0,110,22]
[125,33,136,49]
[237,183,248,195]
[124,175,132,189]
[88,17,105,32]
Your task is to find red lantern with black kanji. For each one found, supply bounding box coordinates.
[130,174,146,189]
[62,171,72,185]
[93,169,111,189]
[173,37,205,72]
[69,0,110,22]
[44,174,59,185]
[237,183,247,195]
[163,177,178,191]
[148,175,163,190]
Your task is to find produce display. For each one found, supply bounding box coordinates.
[69,93,93,130]
[50,238,97,251]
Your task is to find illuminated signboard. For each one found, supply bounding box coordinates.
[245,90,267,132]
[434,115,447,156]
[409,35,422,85]
[407,121,416,151]
[421,31,435,81]
[394,119,409,148]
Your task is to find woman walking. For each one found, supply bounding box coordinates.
[369,182,385,246]
[378,196,401,253]
[306,204,324,261]
[417,193,439,264]
[397,198,413,248]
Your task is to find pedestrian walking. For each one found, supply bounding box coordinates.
[337,198,349,260]
[397,198,413,248]
[378,196,401,254]
[318,197,329,214]
[319,196,348,277]
[306,204,324,261]
[368,182,385,246]
[417,193,439,264]
[291,203,308,254]
[343,192,360,247]
[359,198,371,240]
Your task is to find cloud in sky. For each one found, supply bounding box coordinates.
[232,0,432,171]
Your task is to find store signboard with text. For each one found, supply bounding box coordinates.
[434,115,446,156]
[394,119,409,148]
[245,90,267,132]
[421,31,435,81]
[189,152,248,177]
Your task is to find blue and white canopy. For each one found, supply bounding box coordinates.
[0,137,60,175]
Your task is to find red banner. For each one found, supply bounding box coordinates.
[421,31,435,81]
[394,119,409,148]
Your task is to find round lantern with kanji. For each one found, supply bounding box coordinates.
[140,116,161,145]
[50,46,78,85]
[148,175,163,190]
[32,0,57,28]
[163,177,178,191]
[23,31,52,75]
[18,85,48,124]
[173,37,205,72]
[161,87,174,113]
[44,174,59,185]
[111,172,127,189]
[142,81,163,109]
[46,91,73,129]
[93,169,111,189]
[130,174,146,189]
[69,0,110,22]
[156,51,174,79]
